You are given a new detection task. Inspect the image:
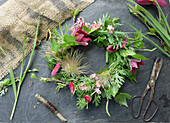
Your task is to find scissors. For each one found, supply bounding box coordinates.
[131,57,163,122]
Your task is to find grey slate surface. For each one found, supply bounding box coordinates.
[0,0,170,122]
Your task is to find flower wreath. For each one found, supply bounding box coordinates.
[41,13,148,116]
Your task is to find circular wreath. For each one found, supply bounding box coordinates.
[41,13,148,116]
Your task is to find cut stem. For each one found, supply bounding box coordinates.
[35,94,67,122]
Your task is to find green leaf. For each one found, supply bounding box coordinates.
[31,73,37,79]
[82,25,91,33]
[0,46,6,55]
[132,54,149,60]
[31,68,39,72]
[45,56,56,64]
[120,50,136,57]
[125,20,170,57]
[9,63,17,99]
[134,30,143,40]
[63,35,78,44]
[74,8,81,16]
[51,40,60,53]
[0,78,11,87]
[109,84,119,98]
[147,32,156,36]
[133,40,145,48]
[47,63,54,70]
[114,92,131,107]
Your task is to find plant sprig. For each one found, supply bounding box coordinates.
[127,0,170,57]
[9,1,40,120]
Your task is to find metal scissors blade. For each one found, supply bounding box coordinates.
[131,57,163,122]
[150,57,163,81]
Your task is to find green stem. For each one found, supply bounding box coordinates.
[144,36,170,57]
[10,3,40,120]
[106,99,110,117]
[10,83,21,120]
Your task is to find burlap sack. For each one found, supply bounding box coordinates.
[0,0,95,80]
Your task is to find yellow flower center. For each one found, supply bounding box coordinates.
[148,0,154,2]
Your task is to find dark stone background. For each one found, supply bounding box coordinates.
[0,0,170,122]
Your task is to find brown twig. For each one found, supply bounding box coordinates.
[35,94,67,122]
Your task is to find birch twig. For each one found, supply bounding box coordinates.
[35,94,67,122]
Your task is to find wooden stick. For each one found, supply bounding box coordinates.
[35,94,67,122]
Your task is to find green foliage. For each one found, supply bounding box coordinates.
[0,78,11,87]
[31,73,37,79]
[115,92,131,107]
[28,68,39,72]
[42,12,152,116]
[72,8,82,22]
[77,97,88,109]
[0,46,6,55]
[9,63,17,99]
[56,83,67,92]
[132,54,149,60]
[120,50,136,57]
[92,94,101,107]
[108,84,119,98]
[51,39,60,53]
[127,0,170,57]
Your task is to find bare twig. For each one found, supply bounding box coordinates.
[35,94,67,122]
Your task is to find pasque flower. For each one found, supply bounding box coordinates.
[84,95,91,102]
[69,82,75,94]
[136,0,167,7]
[129,59,144,74]
[73,23,91,46]
[51,63,60,76]
[107,38,127,52]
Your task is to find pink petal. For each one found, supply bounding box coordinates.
[136,0,152,5]
[69,82,75,94]
[130,60,138,68]
[51,63,60,76]
[75,34,84,42]
[153,0,167,7]
[107,45,119,52]
[121,39,127,47]
[84,95,91,102]
[109,30,113,33]
[81,37,91,43]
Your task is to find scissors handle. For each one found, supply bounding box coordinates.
[131,95,143,118]
[131,95,158,122]
[143,99,158,122]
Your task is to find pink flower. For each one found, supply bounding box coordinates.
[77,17,84,25]
[70,17,85,31]
[136,0,167,7]
[72,23,91,46]
[91,22,101,30]
[129,59,144,74]
[90,74,97,79]
[95,88,101,94]
[107,38,127,52]
[80,85,88,90]
[96,80,101,88]
[107,25,114,33]
[69,82,75,94]
[85,22,91,29]
[51,63,60,76]
[84,95,91,102]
